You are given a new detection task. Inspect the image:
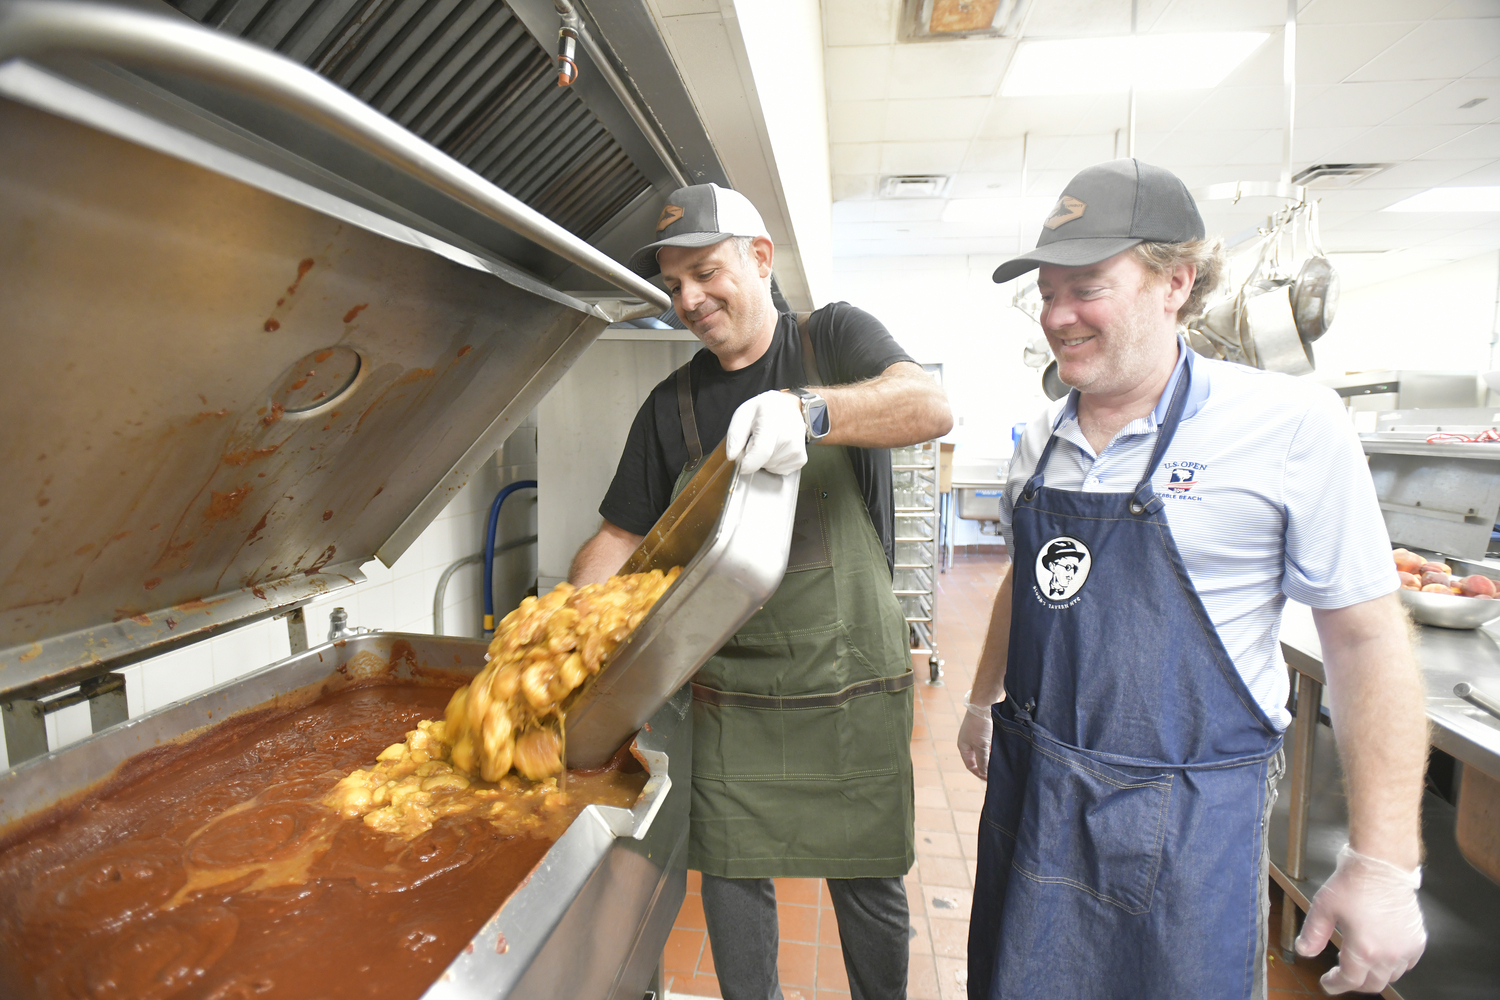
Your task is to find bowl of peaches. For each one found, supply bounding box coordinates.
[1394,548,1500,629]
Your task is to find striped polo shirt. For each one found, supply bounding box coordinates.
[1000,341,1398,731]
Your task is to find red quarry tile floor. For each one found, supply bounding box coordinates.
[661,551,1378,1000]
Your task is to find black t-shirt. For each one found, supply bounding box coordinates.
[599,302,916,571]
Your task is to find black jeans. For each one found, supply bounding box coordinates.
[699,873,909,1000]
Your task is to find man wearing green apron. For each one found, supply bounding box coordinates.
[571,183,952,1000]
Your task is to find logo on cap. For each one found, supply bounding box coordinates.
[1042,195,1086,230]
[656,205,684,232]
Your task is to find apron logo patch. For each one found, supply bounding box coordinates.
[1034,536,1091,605]
[1161,461,1207,501]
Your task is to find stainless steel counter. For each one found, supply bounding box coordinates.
[1271,603,1500,999]
[1279,603,1500,781]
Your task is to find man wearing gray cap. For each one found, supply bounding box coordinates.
[571,183,952,1000]
[957,160,1428,998]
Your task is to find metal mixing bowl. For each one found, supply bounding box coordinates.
[1399,587,1500,630]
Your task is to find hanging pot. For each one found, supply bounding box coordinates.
[1241,282,1313,375]
[1291,255,1339,343]
[1042,360,1069,400]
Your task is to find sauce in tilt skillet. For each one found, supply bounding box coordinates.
[0,681,647,1000]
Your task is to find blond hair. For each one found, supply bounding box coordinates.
[1131,238,1226,323]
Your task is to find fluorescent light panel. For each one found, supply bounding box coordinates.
[1383,187,1500,212]
[1002,32,1269,96]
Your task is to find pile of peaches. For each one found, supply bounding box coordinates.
[1394,548,1497,598]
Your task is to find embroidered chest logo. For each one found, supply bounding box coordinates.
[1161,461,1207,500]
[1034,536,1092,606]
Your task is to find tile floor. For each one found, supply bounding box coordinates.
[662,551,1375,1000]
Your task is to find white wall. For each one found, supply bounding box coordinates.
[4,429,538,772]
[1312,251,1500,376]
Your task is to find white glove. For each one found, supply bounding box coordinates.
[957,690,994,780]
[1295,843,1427,994]
[726,390,808,475]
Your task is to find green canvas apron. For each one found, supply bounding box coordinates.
[669,316,916,879]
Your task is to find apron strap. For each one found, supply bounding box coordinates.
[1130,350,1195,517]
[691,668,916,709]
[676,361,703,469]
[796,311,820,387]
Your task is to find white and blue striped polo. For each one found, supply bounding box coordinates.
[1000,341,1399,731]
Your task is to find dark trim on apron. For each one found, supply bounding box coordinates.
[692,668,915,710]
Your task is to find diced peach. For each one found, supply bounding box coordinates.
[1459,574,1498,597]
[1451,586,1465,595]
[1422,583,1452,593]
[1398,571,1422,589]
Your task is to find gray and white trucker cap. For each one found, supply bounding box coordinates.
[992,159,1205,284]
[628,182,771,279]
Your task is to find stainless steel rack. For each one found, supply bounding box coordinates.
[893,440,942,684]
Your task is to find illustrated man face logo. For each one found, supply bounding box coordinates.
[1035,536,1092,603]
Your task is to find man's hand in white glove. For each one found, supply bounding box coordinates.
[957,691,993,780]
[1295,843,1427,995]
[726,390,808,475]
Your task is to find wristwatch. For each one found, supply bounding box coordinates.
[788,387,830,441]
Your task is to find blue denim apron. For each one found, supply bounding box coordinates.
[968,354,1282,1000]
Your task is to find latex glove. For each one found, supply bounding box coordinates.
[726,390,808,476]
[957,690,994,780]
[1295,843,1427,995]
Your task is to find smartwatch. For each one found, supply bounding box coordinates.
[788,387,830,441]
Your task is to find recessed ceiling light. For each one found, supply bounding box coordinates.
[1383,187,1500,212]
[1001,32,1269,96]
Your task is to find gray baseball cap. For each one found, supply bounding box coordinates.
[628,182,771,278]
[992,158,1204,284]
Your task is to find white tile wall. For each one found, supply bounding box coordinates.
[2,430,539,773]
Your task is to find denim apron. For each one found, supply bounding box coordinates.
[670,316,916,879]
[968,353,1282,999]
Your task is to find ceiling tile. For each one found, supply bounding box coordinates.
[880,140,972,173]
[1349,18,1500,82]
[1286,126,1373,165]
[1445,160,1500,184]
[1147,129,1271,167]
[1297,80,1447,127]
[1439,0,1500,16]
[977,94,1099,137]
[888,38,1014,98]
[1121,90,1211,133]
[832,174,878,200]
[824,45,895,103]
[1325,124,1476,161]
[1314,186,1428,211]
[832,200,880,222]
[823,0,899,47]
[1213,29,1286,88]
[1026,133,1118,171]
[1370,158,1498,189]
[1018,169,1082,200]
[1385,79,1500,126]
[830,142,881,174]
[1176,86,1318,133]
[828,100,887,143]
[1023,0,1136,38]
[872,199,949,222]
[885,98,992,141]
[949,171,1024,197]
[1152,0,1288,31]
[962,138,1025,172]
[1420,124,1500,160]
[1300,0,1449,24]
[1296,22,1413,85]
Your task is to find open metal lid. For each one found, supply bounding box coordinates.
[0,2,664,699]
